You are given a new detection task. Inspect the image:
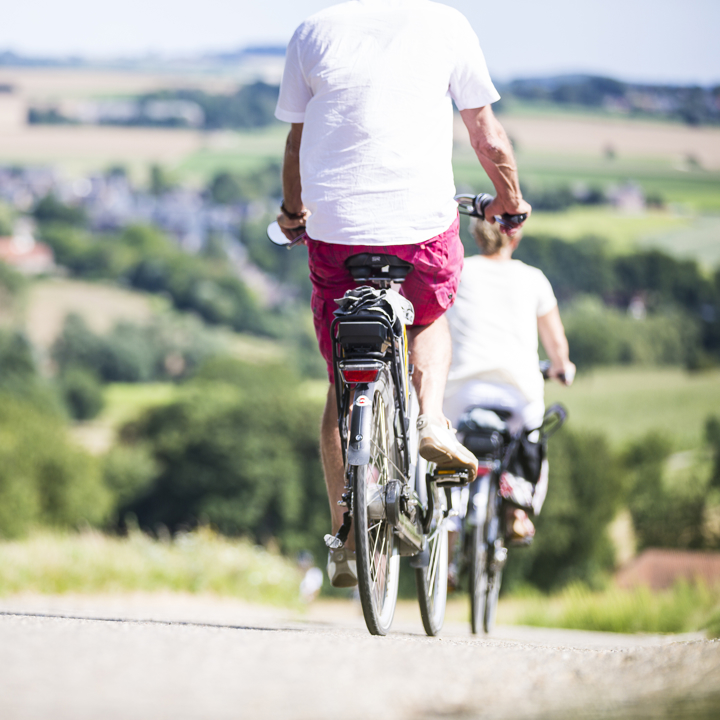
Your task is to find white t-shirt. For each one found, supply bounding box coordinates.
[445,256,558,405]
[275,0,499,246]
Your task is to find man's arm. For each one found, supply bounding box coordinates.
[277,123,308,240]
[537,306,575,385]
[460,105,531,233]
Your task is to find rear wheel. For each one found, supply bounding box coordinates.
[353,373,401,636]
[415,479,449,636]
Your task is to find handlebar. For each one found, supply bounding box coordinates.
[539,360,575,386]
[455,193,528,229]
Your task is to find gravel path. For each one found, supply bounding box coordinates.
[0,594,718,720]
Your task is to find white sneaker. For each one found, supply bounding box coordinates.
[417,415,478,480]
[327,548,358,588]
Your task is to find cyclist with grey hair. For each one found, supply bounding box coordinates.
[275,0,531,587]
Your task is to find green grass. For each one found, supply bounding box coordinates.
[523,207,695,250]
[544,367,720,451]
[507,581,720,635]
[0,529,302,605]
[100,383,182,429]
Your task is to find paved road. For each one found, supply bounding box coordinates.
[0,594,718,720]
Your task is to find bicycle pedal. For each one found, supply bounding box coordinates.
[324,534,344,550]
[432,468,472,487]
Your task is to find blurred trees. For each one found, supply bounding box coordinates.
[52,313,222,385]
[114,357,329,557]
[0,394,110,537]
[514,235,720,369]
[504,427,625,591]
[39,223,266,335]
[32,194,87,227]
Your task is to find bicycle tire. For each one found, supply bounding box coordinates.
[415,478,449,636]
[468,516,488,635]
[483,479,504,633]
[353,372,401,636]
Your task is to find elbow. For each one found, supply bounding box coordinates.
[472,133,505,163]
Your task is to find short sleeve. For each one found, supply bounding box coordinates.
[536,271,558,317]
[448,14,501,111]
[275,29,313,123]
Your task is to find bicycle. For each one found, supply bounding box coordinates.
[267,225,470,636]
[453,378,568,634]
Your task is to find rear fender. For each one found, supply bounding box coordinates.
[347,384,376,466]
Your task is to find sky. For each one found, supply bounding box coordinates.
[2,0,719,85]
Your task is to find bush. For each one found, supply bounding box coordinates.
[38,223,267,336]
[32,194,87,227]
[625,431,710,550]
[0,329,64,416]
[503,427,626,592]
[561,296,700,369]
[0,393,110,537]
[52,313,223,384]
[116,358,328,557]
[103,444,158,510]
[59,367,104,420]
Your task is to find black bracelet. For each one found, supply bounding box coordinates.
[280,200,306,221]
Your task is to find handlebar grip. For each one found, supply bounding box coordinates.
[503,213,528,225]
[473,194,527,226]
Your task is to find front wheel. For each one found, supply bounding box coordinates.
[484,481,505,633]
[353,376,401,636]
[415,481,449,636]
[468,515,488,635]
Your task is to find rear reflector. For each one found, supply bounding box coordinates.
[476,464,492,476]
[342,368,381,383]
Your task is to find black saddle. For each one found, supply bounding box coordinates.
[345,253,414,284]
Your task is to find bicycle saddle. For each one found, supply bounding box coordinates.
[345,253,414,283]
[457,406,511,434]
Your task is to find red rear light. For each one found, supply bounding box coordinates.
[476,464,492,476]
[342,368,381,383]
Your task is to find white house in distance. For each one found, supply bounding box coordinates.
[0,218,55,275]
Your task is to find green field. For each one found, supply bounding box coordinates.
[175,125,287,181]
[544,366,720,451]
[454,152,720,213]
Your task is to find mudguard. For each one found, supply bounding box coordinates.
[347,384,376,466]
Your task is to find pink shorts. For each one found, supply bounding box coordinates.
[307,216,463,381]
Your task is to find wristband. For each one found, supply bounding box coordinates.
[280,201,306,221]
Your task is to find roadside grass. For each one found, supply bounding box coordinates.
[0,529,302,606]
[503,582,720,636]
[544,366,720,451]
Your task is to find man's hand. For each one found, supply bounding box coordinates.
[549,360,576,386]
[483,197,532,237]
[277,208,310,243]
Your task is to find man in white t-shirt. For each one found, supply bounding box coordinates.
[275,0,531,587]
[444,220,575,541]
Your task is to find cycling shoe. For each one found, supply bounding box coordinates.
[327,548,358,588]
[417,415,478,480]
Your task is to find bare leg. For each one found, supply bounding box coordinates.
[408,314,478,476]
[320,384,355,551]
[407,314,451,420]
